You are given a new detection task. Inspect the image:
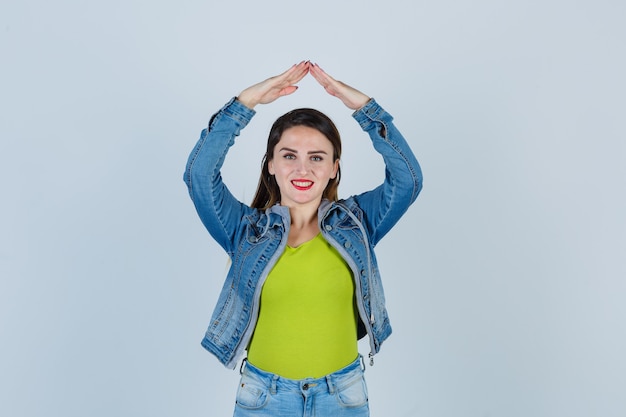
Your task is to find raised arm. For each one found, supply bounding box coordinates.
[184,63,310,253]
[311,63,423,244]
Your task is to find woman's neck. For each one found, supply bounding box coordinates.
[286,203,320,247]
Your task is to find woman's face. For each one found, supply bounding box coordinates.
[268,125,339,209]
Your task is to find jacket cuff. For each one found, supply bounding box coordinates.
[212,97,256,128]
[352,98,394,130]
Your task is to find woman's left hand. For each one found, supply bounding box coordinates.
[309,63,371,110]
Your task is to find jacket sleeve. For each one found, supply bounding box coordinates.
[183,98,257,255]
[351,99,423,245]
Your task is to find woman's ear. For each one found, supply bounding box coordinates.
[268,159,275,175]
[331,159,339,179]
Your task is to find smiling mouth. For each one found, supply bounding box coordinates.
[291,180,314,190]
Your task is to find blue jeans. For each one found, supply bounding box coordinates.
[233,356,370,417]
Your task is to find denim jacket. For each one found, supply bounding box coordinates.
[184,97,422,369]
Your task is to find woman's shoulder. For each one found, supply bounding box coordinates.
[321,198,365,224]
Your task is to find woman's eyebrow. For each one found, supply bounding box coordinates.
[278,147,297,153]
[278,147,328,155]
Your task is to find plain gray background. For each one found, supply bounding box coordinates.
[1,0,625,416]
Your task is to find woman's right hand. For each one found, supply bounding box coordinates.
[237,61,311,109]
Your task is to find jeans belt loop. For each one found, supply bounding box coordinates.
[326,374,335,394]
[359,354,366,372]
[239,358,247,375]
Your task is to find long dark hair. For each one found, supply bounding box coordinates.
[251,108,342,210]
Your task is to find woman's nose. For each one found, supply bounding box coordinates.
[297,160,309,174]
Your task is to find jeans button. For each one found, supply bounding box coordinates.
[303,383,309,390]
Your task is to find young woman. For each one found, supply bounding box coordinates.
[184,61,423,417]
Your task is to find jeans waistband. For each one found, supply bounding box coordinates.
[240,355,365,395]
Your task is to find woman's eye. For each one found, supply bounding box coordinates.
[284,154,295,160]
[311,156,323,162]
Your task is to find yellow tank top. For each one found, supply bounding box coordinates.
[247,233,358,379]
